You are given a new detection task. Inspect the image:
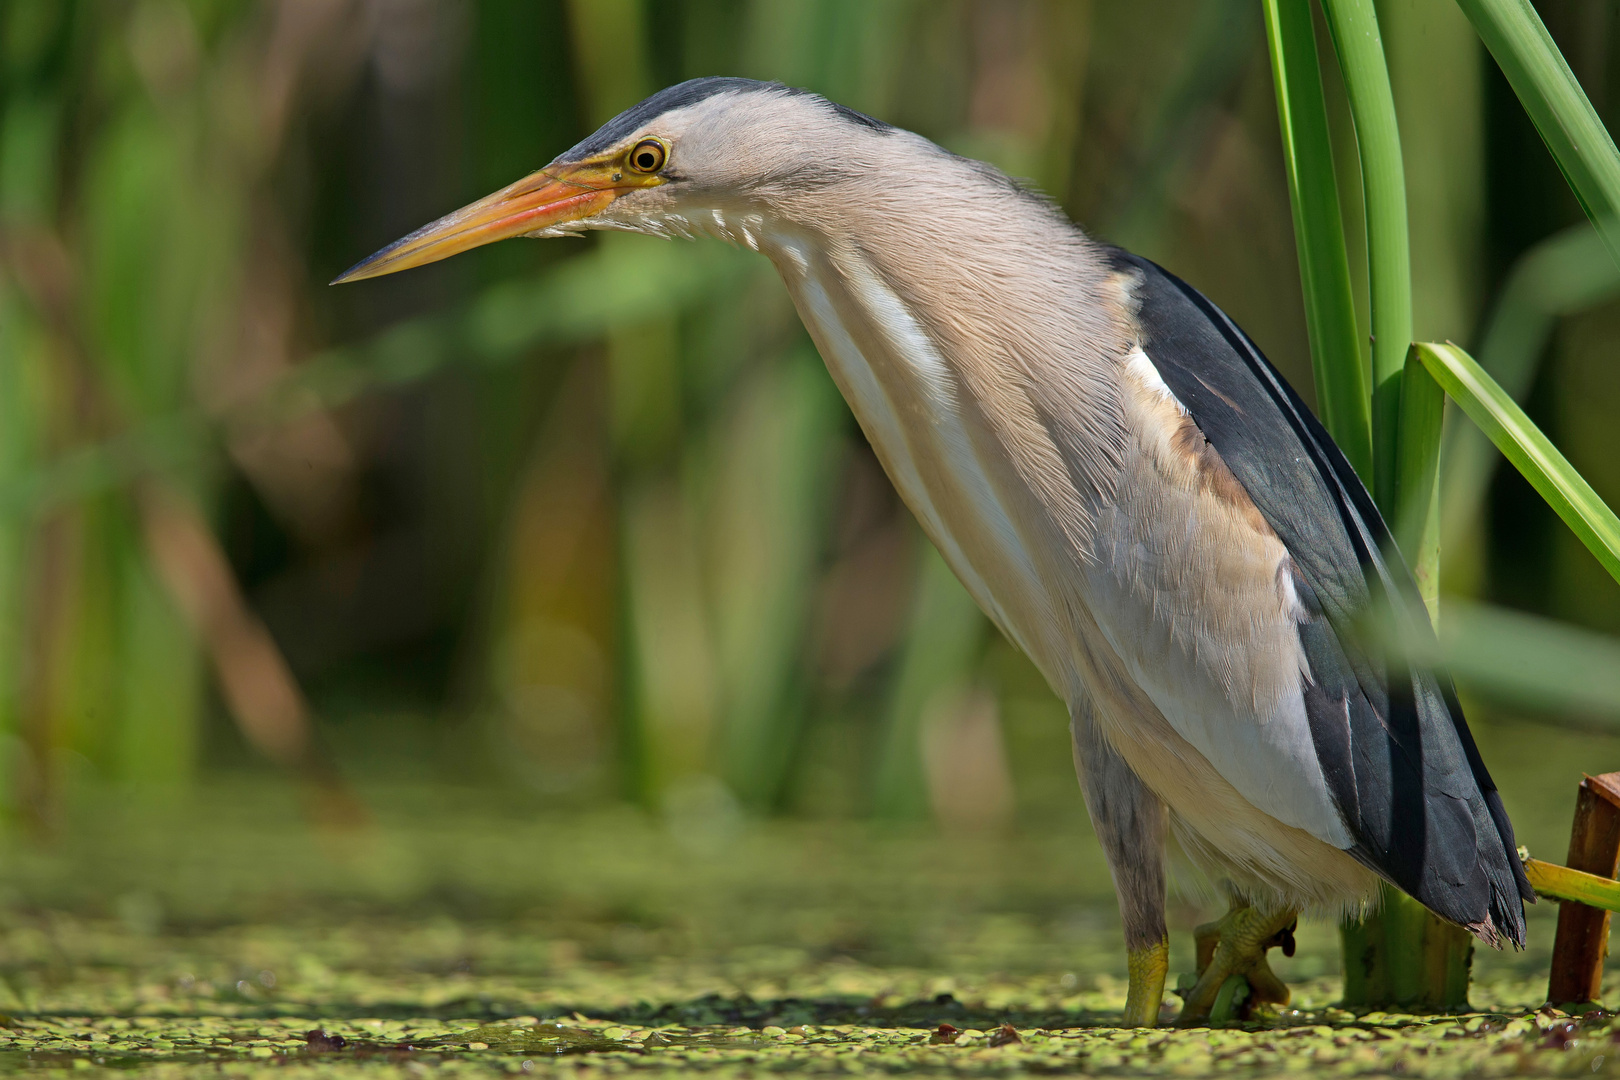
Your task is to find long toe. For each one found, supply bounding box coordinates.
[1177,952,1237,1024]
[1245,920,1296,1007]
[1193,919,1222,976]
[1176,907,1298,1026]
[1243,955,1290,1007]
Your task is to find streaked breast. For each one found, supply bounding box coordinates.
[765,231,1075,683]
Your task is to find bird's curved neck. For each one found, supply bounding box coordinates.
[750,196,1135,683]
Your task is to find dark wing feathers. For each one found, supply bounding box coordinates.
[1107,249,1531,945]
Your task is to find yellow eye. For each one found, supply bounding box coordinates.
[627,138,667,174]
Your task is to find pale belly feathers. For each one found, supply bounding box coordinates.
[765,230,1375,909]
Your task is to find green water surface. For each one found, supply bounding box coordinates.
[0,719,1613,1079]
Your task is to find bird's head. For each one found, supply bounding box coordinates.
[333,77,895,284]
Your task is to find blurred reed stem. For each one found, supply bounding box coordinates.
[1442,224,1620,581]
[1453,0,1620,269]
[872,542,987,821]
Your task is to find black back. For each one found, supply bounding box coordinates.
[1107,249,1531,945]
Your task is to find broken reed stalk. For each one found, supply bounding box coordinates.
[133,480,365,827]
[1546,772,1620,1007]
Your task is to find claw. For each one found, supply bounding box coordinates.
[1267,919,1297,958]
[1176,906,1298,1025]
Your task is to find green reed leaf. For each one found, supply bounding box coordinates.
[1454,0,1620,271]
[1413,341,1620,585]
[1320,0,1413,515]
[1394,351,1443,621]
[1442,224,1620,543]
[1262,0,1372,485]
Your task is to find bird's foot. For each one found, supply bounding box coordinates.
[1120,936,1169,1027]
[1175,905,1297,1026]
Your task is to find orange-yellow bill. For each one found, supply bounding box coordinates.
[330,162,621,284]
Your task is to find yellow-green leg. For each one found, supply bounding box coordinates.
[1122,937,1170,1027]
[1069,706,1170,1028]
[1177,905,1297,1025]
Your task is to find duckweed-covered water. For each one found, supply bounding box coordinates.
[1,1010,1616,1077]
[0,773,1612,1077]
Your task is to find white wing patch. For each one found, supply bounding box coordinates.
[1124,348,1188,415]
[1084,348,1353,849]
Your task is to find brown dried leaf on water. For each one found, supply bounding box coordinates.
[988,1023,1021,1047]
[1542,1020,1582,1050]
[303,1029,347,1052]
[929,1023,959,1045]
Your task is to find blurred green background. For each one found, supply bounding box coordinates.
[1,0,1619,932]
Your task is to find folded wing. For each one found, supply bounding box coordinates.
[1101,249,1530,945]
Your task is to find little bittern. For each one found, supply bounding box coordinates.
[337,78,1531,1026]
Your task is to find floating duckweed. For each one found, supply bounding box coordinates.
[0,806,1601,1077]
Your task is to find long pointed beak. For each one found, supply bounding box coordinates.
[331,163,621,284]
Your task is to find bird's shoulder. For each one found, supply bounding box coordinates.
[1098,246,1371,605]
